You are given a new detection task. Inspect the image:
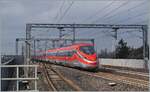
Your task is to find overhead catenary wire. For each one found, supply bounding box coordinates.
[35,1,66,37]
[33,2,66,37]
[28,0,147,49]
[75,1,115,36]
[54,0,66,23]
[78,1,147,37]
[56,1,74,23]
[81,1,115,23]
[103,1,147,23]
[77,0,125,38]
[92,0,129,23]
[78,1,127,38]
[101,0,130,22]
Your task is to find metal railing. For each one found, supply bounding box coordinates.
[2,58,14,65]
[0,65,38,91]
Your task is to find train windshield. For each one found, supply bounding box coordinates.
[80,46,95,55]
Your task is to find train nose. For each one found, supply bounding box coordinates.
[84,54,97,61]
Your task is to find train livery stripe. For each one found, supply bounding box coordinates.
[33,43,98,69]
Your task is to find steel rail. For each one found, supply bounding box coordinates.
[42,63,82,91]
[43,64,57,91]
[58,66,149,89]
[103,67,149,77]
[93,72,149,88]
[50,65,82,91]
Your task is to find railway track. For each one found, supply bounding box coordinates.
[93,72,149,89]
[42,63,82,91]
[56,66,149,89]
[101,67,149,77]
[98,67,149,81]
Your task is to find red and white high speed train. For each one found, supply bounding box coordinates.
[33,43,99,70]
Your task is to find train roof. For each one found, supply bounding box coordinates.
[46,43,94,53]
[35,43,94,53]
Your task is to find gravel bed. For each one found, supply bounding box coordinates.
[37,72,50,91]
[53,65,149,91]
[37,64,74,91]
[53,80,74,91]
[98,67,149,81]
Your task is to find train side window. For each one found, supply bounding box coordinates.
[59,51,70,56]
[63,52,68,56]
[68,51,74,57]
[52,52,56,56]
[58,52,65,56]
[47,53,50,56]
[47,52,51,56]
[58,52,61,56]
[57,51,75,57]
[47,52,56,56]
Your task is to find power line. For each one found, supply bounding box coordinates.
[69,1,115,37]
[78,1,129,38]
[78,1,147,36]
[57,1,74,23]
[35,1,66,36]
[81,1,115,23]
[101,0,130,22]
[103,1,147,23]
[54,0,66,23]
[92,0,129,23]
[78,1,115,36]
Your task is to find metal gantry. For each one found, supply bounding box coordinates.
[25,23,148,69]
[28,23,146,29]
[16,38,95,55]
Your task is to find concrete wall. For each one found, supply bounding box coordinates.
[99,58,145,69]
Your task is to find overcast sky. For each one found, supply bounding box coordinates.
[0,0,149,55]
